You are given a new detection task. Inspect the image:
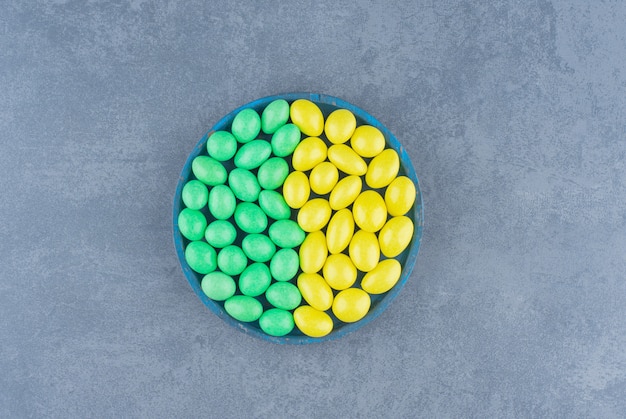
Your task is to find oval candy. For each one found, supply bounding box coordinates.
[329,175,362,210]
[265,282,302,310]
[216,245,248,276]
[201,271,236,301]
[228,168,261,202]
[270,248,300,282]
[332,288,371,323]
[206,131,237,161]
[290,99,324,137]
[297,273,333,311]
[224,295,263,322]
[208,184,236,220]
[192,156,227,186]
[204,220,237,248]
[385,176,416,216]
[258,190,291,220]
[309,162,339,195]
[234,202,267,234]
[326,208,355,254]
[257,157,289,190]
[350,125,386,158]
[181,180,208,210]
[360,259,402,294]
[282,171,310,209]
[327,144,367,176]
[268,219,306,248]
[297,199,332,232]
[178,208,207,241]
[234,139,272,169]
[238,263,272,296]
[323,253,357,290]
[379,216,414,258]
[348,230,380,272]
[231,108,261,143]
[291,137,327,171]
[259,308,295,337]
[241,233,276,263]
[352,190,387,233]
[184,241,217,274]
[271,124,301,157]
[293,305,334,338]
[299,231,327,274]
[366,148,399,189]
[324,109,356,144]
[261,99,290,134]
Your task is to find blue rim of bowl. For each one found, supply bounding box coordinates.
[173,93,424,344]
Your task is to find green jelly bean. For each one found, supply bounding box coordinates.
[217,245,248,276]
[204,220,237,248]
[201,271,236,301]
[258,190,291,220]
[231,108,261,144]
[184,241,217,274]
[257,157,289,190]
[192,156,227,186]
[234,202,267,234]
[271,124,301,157]
[270,248,300,282]
[241,233,276,263]
[238,263,272,297]
[228,168,261,202]
[181,180,208,210]
[261,99,290,135]
[208,184,236,220]
[178,208,207,241]
[268,220,305,248]
[224,295,263,322]
[207,131,237,161]
[259,308,295,336]
[234,140,272,170]
[265,282,302,311]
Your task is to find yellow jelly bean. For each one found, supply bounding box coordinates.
[297,198,331,232]
[324,109,356,144]
[329,175,362,210]
[299,231,327,274]
[350,125,386,158]
[352,190,387,233]
[323,253,357,290]
[297,273,333,311]
[282,171,310,209]
[326,208,354,255]
[293,305,334,338]
[365,149,400,189]
[290,99,324,137]
[348,230,380,272]
[292,137,327,172]
[385,176,416,216]
[379,216,414,257]
[361,259,402,294]
[332,288,371,323]
[309,162,339,195]
[327,144,367,176]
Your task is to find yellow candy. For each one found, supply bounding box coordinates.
[326,208,354,255]
[327,144,367,176]
[348,230,380,272]
[282,171,310,209]
[365,149,399,189]
[299,231,327,274]
[309,162,339,195]
[290,99,324,137]
[350,125,385,158]
[324,109,356,144]
[385,176,416,216]
[297,273,333,311]
[379,216,414,257]
[329,175,362,210]
[292,137,327,172]
[361,259,402,294]
[332,288,371,323]
[352,190,387,232]
[323,253,357,290]
[297,198,331,232]
[294,305,334,337]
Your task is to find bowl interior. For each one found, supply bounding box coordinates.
[173,93,424,343]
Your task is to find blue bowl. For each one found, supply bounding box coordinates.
[173,93,424,343]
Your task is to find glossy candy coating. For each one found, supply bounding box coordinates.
[298,231,327,274]
[360,259,402,294]
[384,176,416,216]
[309,162,339,195]
[297,199,332,232]
[379,216,414,258]
[366,149,399,188]
[293,306,334,338]
[332,288,371,323]
[350,125,385,158]
[282,171,310,209]
[329,176,362,210]
[327,144,367,176]
[352,190,387,233]
[348,230,380,272]
[324,109,356,144]
[322,253,357,290]
[325,209,355,254]
[290,99,324,136]
[297,273,333,311]
[291,137,327,171]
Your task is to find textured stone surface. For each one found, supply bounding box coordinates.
[2,1,626,417]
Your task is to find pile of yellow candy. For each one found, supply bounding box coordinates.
[286,99,416,338]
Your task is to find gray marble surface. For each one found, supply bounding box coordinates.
[2,1,625,417]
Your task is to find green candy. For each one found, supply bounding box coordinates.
[184,241,217,274]
[207,131,237,161]
[192,156,227,186]
[224,295,263,322]
[238,263,272,297]
[204,220,237,248]
[178,208,207,241]
[234,202,267,234]
[241,233,276,262]
[234,140,272,170]
[271,124,301,157]
[181,180,208,210]
[268,220,305,248]
[228,168,261,202]
[217,245,248,276]
[269,248,299,282]
[265,282,302,311]
[201,271,236,301]
[259,308,295,337]
[258,190,291,220]
[231,108,261,143]
[208,184,236,220]
[261,99,290,134]
[257,157,289,190]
